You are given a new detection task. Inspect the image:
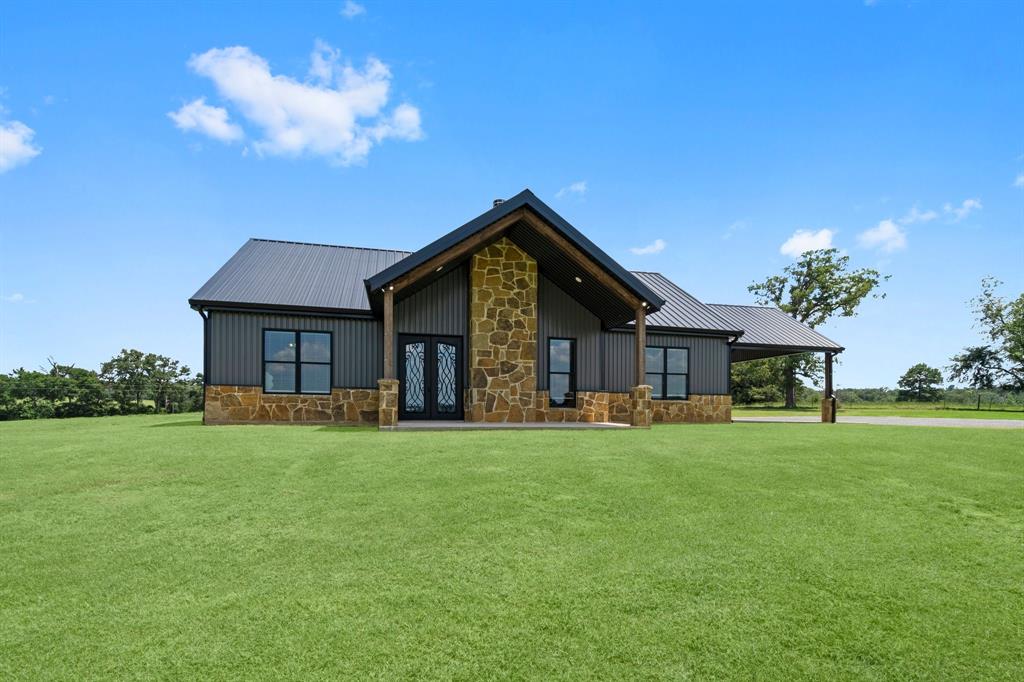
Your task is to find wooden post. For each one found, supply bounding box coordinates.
[824,352,833,398]
[822,352,834,423]
[383,288,395,380]
[635,306,646,386]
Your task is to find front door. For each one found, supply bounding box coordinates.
[398,335,463,420]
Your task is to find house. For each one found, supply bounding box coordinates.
[189,190,843,428]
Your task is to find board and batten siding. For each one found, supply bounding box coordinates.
[395,265,467,337]
[394,264,468,382]
[537,274,731,395]
[602,331,731,395]
[537,275,603,390]
[208,311,381,388]
[208,266,468,390]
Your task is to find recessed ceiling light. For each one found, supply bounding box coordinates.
[574,276,582,283]
[435,266,443,272]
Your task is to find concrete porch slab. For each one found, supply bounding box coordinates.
[386,420,631,431]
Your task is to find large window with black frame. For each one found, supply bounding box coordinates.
[263,330,332,394]
[645,346,689,400]
[548,338,576,407]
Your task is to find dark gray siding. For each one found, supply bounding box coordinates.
[208,311,381,388]
[395,265,468,382]
[603,331,731,395]
[395,265,467,337]
[537,274,731,394]
[537,275,603,390]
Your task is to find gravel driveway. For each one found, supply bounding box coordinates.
[732,415,1024,429]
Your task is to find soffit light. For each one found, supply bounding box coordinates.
[574,276,582,283]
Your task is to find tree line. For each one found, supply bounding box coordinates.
[0,349,203,420]
[730,249,1023,406]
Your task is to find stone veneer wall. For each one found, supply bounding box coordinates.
[204,385,379,425]
[528,390,731,424]
[650,394,732,424]
[466,237,538,422]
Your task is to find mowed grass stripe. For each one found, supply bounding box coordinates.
[1,414,1021,680]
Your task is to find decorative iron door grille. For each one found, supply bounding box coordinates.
[398,335,463,420]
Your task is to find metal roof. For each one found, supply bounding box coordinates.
[365,189,667,312]
[629,272,743,336]
[706,303,844,352]
[189,238,410,314]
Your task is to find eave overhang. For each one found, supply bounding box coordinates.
[364,189,666,328]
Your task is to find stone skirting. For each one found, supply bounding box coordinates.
[820,397,835,423]
[204,385,379,425]
[529,390,731,425]
[630,385,653,428]
[466,237,538,423]
[378,379,399,428]
[533,391,611,422]
[651,394,732,424]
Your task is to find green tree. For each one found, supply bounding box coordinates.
[897,363,944,402]
[748,248,888,408]
[948,278,1024,390]
[47,360,111,417]
[143,354,191,413]
[100,349,149,412]
[730,357,787,404]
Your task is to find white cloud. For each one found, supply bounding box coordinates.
[779,228,834,257]
[1014,173,1024,189]
[858,219,907,253]
[555,180,587,198]
[943,198,982,222]
[341,0,366,18]
[898,205,938,225]
[630,238,666,255]
[2,292,27,303]
[0,121,41,173]
[168,98,244,142]
[722,220,748,240]
[178,43,422,165]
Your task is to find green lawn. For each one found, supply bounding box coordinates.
[733,403,1024,420]
[2,415,1021,680]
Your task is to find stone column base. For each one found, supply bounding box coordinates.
[630,385,653,428]
[821,397,836,423]
[378,379,399,429]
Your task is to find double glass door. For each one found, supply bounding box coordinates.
[398,335,462,420]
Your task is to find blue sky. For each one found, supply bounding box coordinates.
[1,1,1021,388]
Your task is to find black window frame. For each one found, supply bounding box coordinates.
[547,337,577,408]
[645,346,689,400]
[262,328,333,395]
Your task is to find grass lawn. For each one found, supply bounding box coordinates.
[733,403,1024,420]
[2,415,1021,680]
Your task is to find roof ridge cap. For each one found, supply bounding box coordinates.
[250,238,413,254]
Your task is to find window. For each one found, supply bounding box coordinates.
[263,330,332,394]
[548,338,576,407]
[645,346,688,400]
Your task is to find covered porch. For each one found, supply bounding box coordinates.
[707,304,845,423]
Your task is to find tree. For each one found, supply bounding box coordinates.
[143,353,191,413]
[948,278,1024,390]
[101,349,149,413]
[897,363,943,402]
[731,357,787,404]
[47,359,111,417]
[748,248,888,408]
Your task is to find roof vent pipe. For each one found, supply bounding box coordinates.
[493,198,504,207]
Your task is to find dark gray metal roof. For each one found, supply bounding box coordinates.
[706,303,844,352]
[189,238,410,314]
[365,189,667,313]
[628,272,743,336]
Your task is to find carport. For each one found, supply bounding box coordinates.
[708,304,845,422]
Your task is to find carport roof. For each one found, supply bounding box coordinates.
[707,303,844,359]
